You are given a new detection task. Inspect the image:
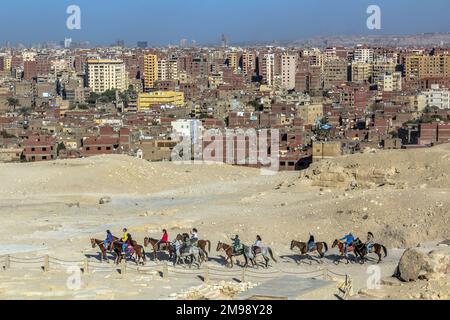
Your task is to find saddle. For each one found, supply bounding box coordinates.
[253,247,261,255]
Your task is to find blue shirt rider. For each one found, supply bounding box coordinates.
[104,230,114,250]
[366,232,375,252]
[307,234,315,252]
[340,233,355,256]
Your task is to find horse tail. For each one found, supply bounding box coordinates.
[382,245,387,258]
[268,247,277,263]
[207,240,211,253]
[323,242,329,253]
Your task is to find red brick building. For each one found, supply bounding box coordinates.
[22,135,56,162]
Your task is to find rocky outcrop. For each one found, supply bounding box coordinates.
[395,248,450,282]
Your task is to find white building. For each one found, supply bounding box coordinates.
[281,53,297,90]
[378,72,402,92]
[86,59,127,93]
[353,47,374,63]
[422,84,450,110]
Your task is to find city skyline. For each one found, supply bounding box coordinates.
[1,0,450,47]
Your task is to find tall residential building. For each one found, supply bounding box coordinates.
[260,53,275,86]
[167,59,179,80]
[143,54,158,89]
[86,59,127,93]
[281,53,297,90]
[403,54,450,81]
[226,51,239,73]
[351,62,371,82]
[241,52,255,79]
[353,47,374,63]
[157,59,168,81]
[323,58,348,89]
[372,59,396,83]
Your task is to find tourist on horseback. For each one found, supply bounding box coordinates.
[307,234,315,252]
[103,230,114,250]
[366,232,375,253]
[157,229,169,251]
[231,235,241,254]
[252,235,262,255]
[190,228,199,247]
[172,237,182,257]
[121,228,130,254]
[340,232,355,257]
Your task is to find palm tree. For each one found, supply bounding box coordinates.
[7,97,19,112]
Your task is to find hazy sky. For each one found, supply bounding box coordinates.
[1,0,450,46]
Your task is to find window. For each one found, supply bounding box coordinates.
[97,147,102,151]
[31,148,35,152]
[86,147,90,151]
[42,156,47,160]
[106,147,111,151]
[42,147,47,152]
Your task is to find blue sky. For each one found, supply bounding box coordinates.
[1,0,450,46]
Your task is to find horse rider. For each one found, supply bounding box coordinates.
[103,230,114,250]
[231,235,241,254]
[190,228,199,247]
[252,235,262,255]
[307,234,315,252]
[157,229,169,251]
[121,228,130,255]
[366,232,375,253]
[340,232,355,257]
[172,237,183,258]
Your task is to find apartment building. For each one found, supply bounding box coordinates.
[143,54,158,89]
[86,59,127,93]
[404,54,450,81]
[281,53,297,90]
[137,91,185,110]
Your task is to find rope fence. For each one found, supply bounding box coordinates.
[0,254,352,298]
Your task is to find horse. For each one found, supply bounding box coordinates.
[216,241,249,268]
[245,245,277,268]
[290,240,328,263]
[112,241,147,265]
[353,238,387,264]
[90,237,118,262]
[181,233,211,260]
[173,243,205,268]
[144,237,175,261]
[332,239,355,264]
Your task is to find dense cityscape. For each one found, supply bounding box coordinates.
[0,37,449,168]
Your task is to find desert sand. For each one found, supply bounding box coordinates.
[0,144,449,300]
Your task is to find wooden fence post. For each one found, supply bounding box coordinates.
[84,258,89,274]
[44,255,50,272]
[163,262,169,280]
[241,267,246,283]
[323,268,328,280]
[5,255,10,270]
[204,264,209,284]
[121,259,126,276]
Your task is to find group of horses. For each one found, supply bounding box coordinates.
[90,233,387,269]
[290,237,387,265]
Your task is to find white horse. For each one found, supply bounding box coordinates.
[173,245,205,269]
[244,246,277,268]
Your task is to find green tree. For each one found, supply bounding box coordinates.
[7,97,19,112]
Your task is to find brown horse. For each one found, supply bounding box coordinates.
[181,233,211,260]
[113,241,146,265]
[353,238,387,264]
[290,240,328,263]
[90,237,118,262]
[216,241,249,268]
[144,237,175,260]
[332,239,355,264]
